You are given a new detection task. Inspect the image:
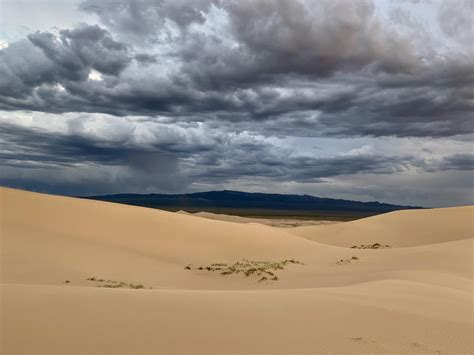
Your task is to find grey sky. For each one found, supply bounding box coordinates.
[0,0,472,207]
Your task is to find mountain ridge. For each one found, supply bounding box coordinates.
[84,190,422,214]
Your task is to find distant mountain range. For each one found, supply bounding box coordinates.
[85,190,422,215]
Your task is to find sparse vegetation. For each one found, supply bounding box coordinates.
[337,256,360,265]
[351,243,391,249]
[184,259,304,283]
[100,283,123,288]
[86,277,149,289]
[86,277,107,282]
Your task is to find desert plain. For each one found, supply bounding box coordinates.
[1,187,473,354]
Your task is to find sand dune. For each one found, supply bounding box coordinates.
[1,187,473,354]
[288,206,474,247]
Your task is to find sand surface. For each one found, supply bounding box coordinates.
[289,206,474,247]
[177,210,340,227]
[1,187,473,354]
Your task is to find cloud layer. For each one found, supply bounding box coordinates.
[0,0,472,206]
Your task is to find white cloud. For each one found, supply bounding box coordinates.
[88,70,103,81]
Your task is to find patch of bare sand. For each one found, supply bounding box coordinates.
[1,187,473,354]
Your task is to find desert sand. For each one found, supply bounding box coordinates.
[177,210,340,227]
[1,187,473,354]
[289,206,474,247]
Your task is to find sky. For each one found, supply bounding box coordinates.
[0,0,472,207]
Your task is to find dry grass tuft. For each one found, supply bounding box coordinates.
[337,256,360,265]
[184,259,304,283]
[85,277,149,289]
[351,243,391,249]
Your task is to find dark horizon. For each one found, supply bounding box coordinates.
[1,184,425,209]
[7,184,474,209]
[84,189,423,209]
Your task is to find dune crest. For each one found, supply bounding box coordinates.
[287,206,474,247]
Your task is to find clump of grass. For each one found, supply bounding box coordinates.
[100,283,122,288]
[351,243,391,249]
[87,277,106,282]
[184,258,304,283]
[337,256,360,265]
[86,277,149,289]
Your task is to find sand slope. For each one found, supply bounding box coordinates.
[288,206,474,247]
[1,187,473,354]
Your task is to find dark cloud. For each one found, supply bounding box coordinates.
[0,120,217,170]
[0,0,472,138]
[190,152,411,184]
[180,0,420,90]
[436,154,474,172]
[28,24,131,78]
[0,122,188,195]
[0,39,56,97]
[134,53,158,65]
[0,22,132,108]
[0,0,472,205]
[79,0,213,44]
[0,120,423,196]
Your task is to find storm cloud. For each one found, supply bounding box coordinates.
[0,120,424,194]
[0,0,472,206]
[1,0,473,137]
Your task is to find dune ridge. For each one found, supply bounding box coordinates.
[287,206,474,247]
[1,187,473,354]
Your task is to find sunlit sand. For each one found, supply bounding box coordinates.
[1,187,473,354]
